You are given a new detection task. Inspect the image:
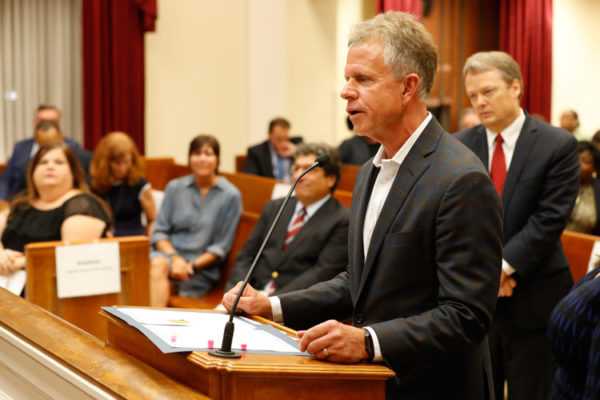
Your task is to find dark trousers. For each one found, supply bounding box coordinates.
[489,302,556,400]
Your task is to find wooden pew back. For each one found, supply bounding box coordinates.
[561,230,599,282]
[25,236,150,341]
[169,210,260,309]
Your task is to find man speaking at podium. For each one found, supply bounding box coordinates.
[223,11,502,400]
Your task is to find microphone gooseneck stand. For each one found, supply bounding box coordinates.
[209,154,330,358]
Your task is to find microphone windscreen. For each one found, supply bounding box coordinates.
[315,154,330,166]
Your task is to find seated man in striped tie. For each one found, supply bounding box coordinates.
[227,143,349,295]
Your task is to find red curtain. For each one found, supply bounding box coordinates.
[500,0,553,122]
[376,0,422,18]
[82,0,157,153]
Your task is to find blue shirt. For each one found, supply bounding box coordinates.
[152,175,242,286]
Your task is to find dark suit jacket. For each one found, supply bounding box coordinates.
[338,135,380,165]
[243,137,303,178]
[227,196,349,294]
[455,114,579,330]
[0,138,89,200]
[279,118,503,399]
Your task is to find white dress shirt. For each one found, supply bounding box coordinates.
[485,108,525,275]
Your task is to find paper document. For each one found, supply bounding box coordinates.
[0,269,26,295]
[103,306,307,356]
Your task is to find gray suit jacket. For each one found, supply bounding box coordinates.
[455,114,579,329]
[280,118,503,399]
[227,196,349,294]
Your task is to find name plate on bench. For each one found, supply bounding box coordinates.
[55,242,121,299]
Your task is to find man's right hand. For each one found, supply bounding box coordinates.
[222,282,273,319]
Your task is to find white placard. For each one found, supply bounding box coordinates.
[587,241,600,273]
[271,182,292,200]
[55,242,121,299]
[0,269,26,295]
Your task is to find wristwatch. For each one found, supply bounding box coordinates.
[363,328,374,361]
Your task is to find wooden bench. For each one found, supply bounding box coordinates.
[25,236,150,341]
[168,210,260,309]
[561,230,599,283]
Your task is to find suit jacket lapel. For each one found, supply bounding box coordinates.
[471,126,489,166]
[273,197,297,254]
[502,115,536,210]
[357,120,439,298]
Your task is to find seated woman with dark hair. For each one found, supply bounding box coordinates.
[90,132,156,236]
[566,141,600,234]
[0,142,112,291]
[150,135,242,307]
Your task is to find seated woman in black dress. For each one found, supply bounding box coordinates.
[0,142,112,284]
[566,141,600,235]
[90,132,156,236]
[547,265,600,399]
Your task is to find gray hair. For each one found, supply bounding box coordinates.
[294,143,342,192]
[348,11,438,101]
[463,51,523,99]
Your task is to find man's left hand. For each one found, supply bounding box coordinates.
[498,270,517,297]
[297,320,368,363]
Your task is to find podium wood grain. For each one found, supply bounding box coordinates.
[101,309,394,400]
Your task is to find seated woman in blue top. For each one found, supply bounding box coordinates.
[547,265,600,399]
[150,135,242,306]
[0,142,112,289]
[90,132,156,236]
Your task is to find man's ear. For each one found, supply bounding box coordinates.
[510,79,521,99]
[401,73,420,103]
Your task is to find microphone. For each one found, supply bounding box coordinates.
[209,153,330,358]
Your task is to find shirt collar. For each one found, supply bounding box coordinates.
[184,174,224,191]
[485,108,525,149]
[372,112,433,167]
[295,193,331,218]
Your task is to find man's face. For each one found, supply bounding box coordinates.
[460,112,480,130]
[465,68,521,133]
[291,154,335,206]
[35,127,63,146]
[340,39,405,143]
[34,109,60,127]
[560,111,578,133]
[269,125,291,156]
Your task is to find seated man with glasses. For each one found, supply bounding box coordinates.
[227,143,349,295]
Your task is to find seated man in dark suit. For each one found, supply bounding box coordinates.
[338,116,380,166]
[243,117,302,182]
[0,118,91,201]
[0,105,88,200]
[228,143,348,295]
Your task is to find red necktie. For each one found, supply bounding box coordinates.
[491,134,506,196]
[284,207,306,250]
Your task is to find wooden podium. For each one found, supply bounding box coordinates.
[25,236,150,341]
[101,309,394,400]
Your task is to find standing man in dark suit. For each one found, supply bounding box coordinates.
[227,143,348,295]
[223,11,503,399]
[243,117,302,181]
[0,104,87,200]
[455,51,579,400]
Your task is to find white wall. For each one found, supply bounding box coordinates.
[144,0,369,172]
[144,0,248,170]
[552,0,600,137]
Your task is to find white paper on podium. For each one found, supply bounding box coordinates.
[104,307,305,355]
[55,241,121,298]
[0,269,26,295]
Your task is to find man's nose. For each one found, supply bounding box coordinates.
[340,82,356,100]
